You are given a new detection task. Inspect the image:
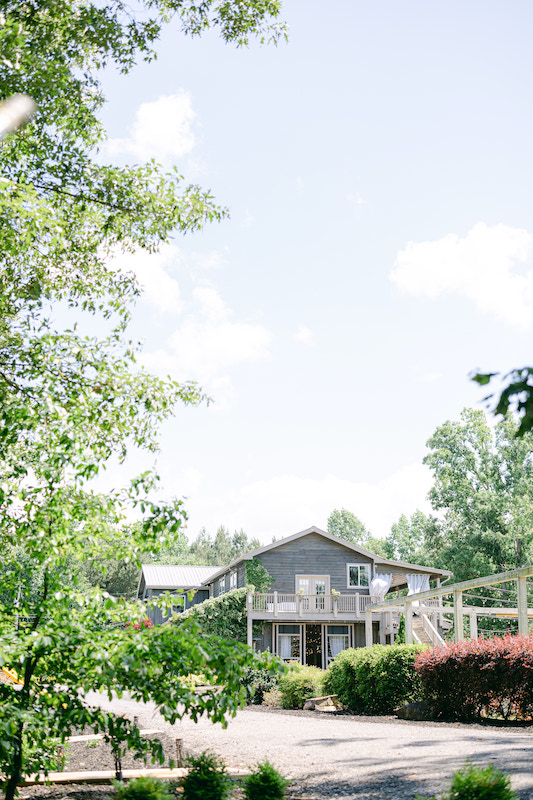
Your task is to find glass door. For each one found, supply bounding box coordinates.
[295,575,330,612]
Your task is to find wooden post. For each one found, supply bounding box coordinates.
[247,592,253,647]
[175,739,183,767]
[405,602,413,644]
[273,591,278,618]
[365,607,373,647]
[469,610,478,640]
[517,576,528,635]
[453,590,464,641]
[355,593,360,619]
[333,597,338,618]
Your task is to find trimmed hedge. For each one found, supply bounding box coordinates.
[323,644,425,714]
[415,633,533,721]
[278,665,324,709]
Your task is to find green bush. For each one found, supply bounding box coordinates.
[244,761,289,800]
[278,664,324,709]
[323,644,425,714]
[419,761,517,800]
[175,588,248,641]
[240,664,281,705]
[114,776,175,800]
[182,751,232,800]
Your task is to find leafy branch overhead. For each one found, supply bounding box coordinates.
[472,368,533,436]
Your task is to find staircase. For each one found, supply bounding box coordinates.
[412,615,435,646]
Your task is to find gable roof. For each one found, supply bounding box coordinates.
[138,564,218,593]
[202,525,451,584]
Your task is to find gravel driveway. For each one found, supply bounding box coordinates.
[85,692,533,799]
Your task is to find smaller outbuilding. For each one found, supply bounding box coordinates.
[137,564,216,624]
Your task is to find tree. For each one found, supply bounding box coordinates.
[0,1,287,795]
[327,509,370,544]
[385,510,434,565]
[189,526,261,566]
[473,367,533,436]
[422,408,533,581]
[327,508,392,558]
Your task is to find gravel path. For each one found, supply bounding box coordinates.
[84,692,533,799]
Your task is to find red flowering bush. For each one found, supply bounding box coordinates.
[415,634,533,721]
[126,618,154,631]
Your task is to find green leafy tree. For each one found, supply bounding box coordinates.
[385,510,433,565]
[423,408,533,581]
[189,526,261,566]
[327,508,392,558]
[0,1,287,796]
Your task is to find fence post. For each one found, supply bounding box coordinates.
[453,590,464,641]
[518,576,528,635]
[469,610,478,640]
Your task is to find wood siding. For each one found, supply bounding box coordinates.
[256,532,373,594]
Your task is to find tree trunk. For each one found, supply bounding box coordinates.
[4,721,24,800]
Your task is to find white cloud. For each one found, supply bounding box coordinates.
[181,463,433,544]
[143,282,272,403]
[105,92,196,162]
[294,325,314,345]
[192,250,227,271]
[390,222,533,329]
[107,244,182,314]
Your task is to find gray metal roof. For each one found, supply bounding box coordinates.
[140,564,218,590]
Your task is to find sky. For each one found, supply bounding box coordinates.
[94,0,533,545]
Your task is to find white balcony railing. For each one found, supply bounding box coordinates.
[251,592,385,617]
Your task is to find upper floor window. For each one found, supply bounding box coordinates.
[347,563,370,588]
[229,571,237,589]
[218,576,226,594]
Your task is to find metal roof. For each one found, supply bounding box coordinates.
[140,564,218,590]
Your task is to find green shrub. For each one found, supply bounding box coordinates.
[323,644,425,714]
[244,761,289,800]
[419,761,517,800]
[182,751,232,800]
[240,664,281,705]
[114,776,175,800]
[278,664,324,709]
[175,588,248,641]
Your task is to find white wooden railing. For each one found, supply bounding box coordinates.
[421,612,445,647]
[251,592,383,617]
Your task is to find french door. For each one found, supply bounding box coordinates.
[295,575,330,611]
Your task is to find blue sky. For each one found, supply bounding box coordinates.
[96,1,533,543]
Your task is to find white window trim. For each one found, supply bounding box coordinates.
[218,576,226,594]
[295,574,330,594]
[229,571,237,589]
[346,563,371,589]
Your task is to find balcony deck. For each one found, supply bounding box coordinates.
[250,592,399,621]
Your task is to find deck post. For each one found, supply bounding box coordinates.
[405,602,413,644]
[273,591,278,618]
[355,593,360,619]
[333,597,338,618]
[469,610,478,640]
[453,590,464,641]
[379,613,386,644]
[365,607,373,647]
[247,592,253,647]
[517,576,528,635]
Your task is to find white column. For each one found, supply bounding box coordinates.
[273,591,278,618]
[517,576,528,635]
[453,590,464,641]
[405,602,413,644]
[365,607,373,647]
[379,613,386,644]
[247,592,253,647]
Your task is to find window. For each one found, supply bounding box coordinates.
[218,576,226,594]
[277,624,301,661]
[326,625,350,662]
[347,563,370,588]
[229,571,237,590]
